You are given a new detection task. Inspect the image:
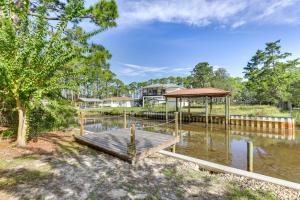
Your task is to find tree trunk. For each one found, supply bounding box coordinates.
[16,98,27,147]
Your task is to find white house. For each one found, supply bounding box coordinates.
[142,84,185,106]
[102,97,133,107]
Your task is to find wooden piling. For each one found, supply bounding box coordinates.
[130,124,136,145]
[172,112,179,153]
[274,117,279,129]
[175,112,179,137]
[127,124,136,159]
[225,96,229,127]
[205,96,209,126]
[124,110,127,129]
[247,141,253,172]
[165,97,168,122]
[210,97,213,123]
[80,112,84,136]
[188,99,191,123]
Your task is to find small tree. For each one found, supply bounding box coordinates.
[0,0,118,146]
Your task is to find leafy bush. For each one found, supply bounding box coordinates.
[0,129,15,139]
[27,99,76,140]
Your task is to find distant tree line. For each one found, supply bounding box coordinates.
[127,40,300,107]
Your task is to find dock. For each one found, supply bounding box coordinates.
[75,128,179,163]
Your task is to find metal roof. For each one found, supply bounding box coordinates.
[103,96,133,101]
[78,98,103,102]
[164,87,231,98]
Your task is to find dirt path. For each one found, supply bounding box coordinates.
[0,130,299,200]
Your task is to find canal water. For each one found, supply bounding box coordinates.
[84,116,300,183]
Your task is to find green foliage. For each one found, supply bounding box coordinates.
[0,0,118,144]
[130,76,189,88]
[291,111,300,125]
[191,62,214,87]
[28,99,76,140]
[0,97,17,126]
[69,41,128,99]
[0,129,15,139]
[244,40,300,104]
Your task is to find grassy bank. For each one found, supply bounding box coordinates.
[81,105,290,117]
[80,105,300,126]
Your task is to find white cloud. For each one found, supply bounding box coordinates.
[119,62,191,76]
[116,0,300,28]
[231,20,246,28]
[256,0,295,19]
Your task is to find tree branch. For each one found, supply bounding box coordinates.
[29,13,92,20]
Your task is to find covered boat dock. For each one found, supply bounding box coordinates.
[164,87,231,127]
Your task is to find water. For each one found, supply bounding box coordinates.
[84,116,300,183]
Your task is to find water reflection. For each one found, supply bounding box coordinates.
[84,116,300,183]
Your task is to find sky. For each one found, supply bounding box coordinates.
[89,0,300,83]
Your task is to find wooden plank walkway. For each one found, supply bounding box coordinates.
[75,129,179,163]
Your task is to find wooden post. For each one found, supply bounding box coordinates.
[247,141,253,172]
[127,124,136,159]
[174,112,179,137]
[225,96,230,128]
[188,99,191,123]
[210,97,213,123]
[80,112,84,136]
[123,110,127,129]
[172,112,179,153]
[225,128,230,163]
[165,97,168,122]
[130,124,136,145]
[228,96,231,125]
[175,98,178,112]
[205,96,209,127]
[179,98,182,130]
[205,127,209,157]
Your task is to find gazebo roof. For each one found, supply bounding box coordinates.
[164,87,231,98]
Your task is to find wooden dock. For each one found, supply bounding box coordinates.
[75,129,179,163]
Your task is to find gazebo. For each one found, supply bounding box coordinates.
[163,87,231,127]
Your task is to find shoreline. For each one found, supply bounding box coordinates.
[159,150,300,191]
[0,129,299,199]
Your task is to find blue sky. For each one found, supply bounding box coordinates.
[89,0,300,83]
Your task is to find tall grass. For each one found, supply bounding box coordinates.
[183,104,291,117]
[81,105,290,117]
[80,105,300,125]
[291,111,300,125]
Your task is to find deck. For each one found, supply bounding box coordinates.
[75,129,179,163]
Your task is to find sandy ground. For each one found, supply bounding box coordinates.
[0,130,299,200]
